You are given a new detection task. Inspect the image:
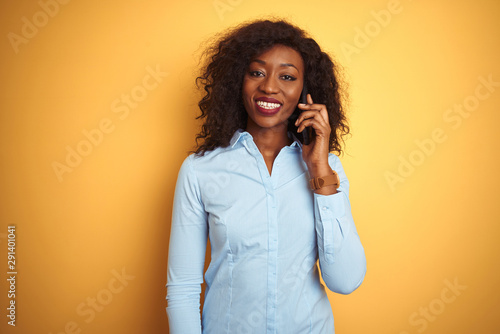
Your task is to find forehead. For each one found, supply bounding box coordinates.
[251,44,304,69]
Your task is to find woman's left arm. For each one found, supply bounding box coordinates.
[312,154,367,294]
[296,95,366,294]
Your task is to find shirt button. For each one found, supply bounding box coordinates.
[322,206,328,211]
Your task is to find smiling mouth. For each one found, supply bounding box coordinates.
[254,100,282,115]
[256,100,282,109]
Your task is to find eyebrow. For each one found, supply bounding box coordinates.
[251,59,299,70]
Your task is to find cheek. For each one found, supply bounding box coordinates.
[292,84,303,99]
[286,86,303,106]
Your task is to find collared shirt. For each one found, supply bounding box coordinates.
[166,129,366,334]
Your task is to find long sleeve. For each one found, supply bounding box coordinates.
[166,155,208,334]
[314,154,367,294]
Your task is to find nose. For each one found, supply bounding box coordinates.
[259,75,280,94]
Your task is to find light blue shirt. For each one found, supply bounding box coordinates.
[166,129,366,334]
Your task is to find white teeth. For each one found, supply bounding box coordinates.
[256,101,281,109]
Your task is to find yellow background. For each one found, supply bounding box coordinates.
[1,0,499,333]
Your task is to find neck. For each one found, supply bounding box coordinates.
[245,124,292,158]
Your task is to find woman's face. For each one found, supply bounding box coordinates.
[242,44,304,134]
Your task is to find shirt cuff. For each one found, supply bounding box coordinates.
[314,191,350,263]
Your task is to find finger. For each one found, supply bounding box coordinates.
[297,112,329,133]
[299,104,329,125]
[297,103,321,111]
[307,93,314,105]
[295,108,328,127]
[297,97,321,110]
[297,119,330,138]
[294,110,321,126]
[297,95,315,111]
[295,110,326,124]
[295,114,327,133]
[318,107,329,126]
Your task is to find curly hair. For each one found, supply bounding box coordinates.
[193,18,350,156]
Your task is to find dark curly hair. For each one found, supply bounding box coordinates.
[193,18,350,156]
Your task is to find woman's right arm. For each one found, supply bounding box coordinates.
[166,156,208,334]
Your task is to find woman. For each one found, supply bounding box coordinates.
[166,19,366,333]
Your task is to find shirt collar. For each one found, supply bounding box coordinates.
[229,129,302,150]
[229,129,251,148]
[287,131,303,149]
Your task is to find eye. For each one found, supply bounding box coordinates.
[249,70,264,77]
[281,74,297,81]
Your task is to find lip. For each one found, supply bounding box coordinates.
[255,96,282,104]
[254,96,282,115]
